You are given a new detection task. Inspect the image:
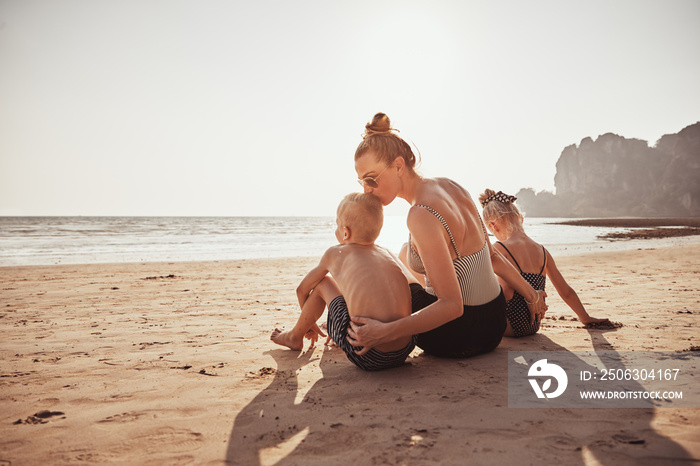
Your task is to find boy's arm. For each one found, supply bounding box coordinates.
[544,250,608,325]
[296,249,334,308]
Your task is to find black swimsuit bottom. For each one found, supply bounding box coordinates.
[409,283,506,358]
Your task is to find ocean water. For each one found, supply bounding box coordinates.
[0,216,696,267]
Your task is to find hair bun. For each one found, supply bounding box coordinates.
[364,112,394,137]
[478,189,497,206]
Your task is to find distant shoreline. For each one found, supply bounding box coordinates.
[553,217,700,240]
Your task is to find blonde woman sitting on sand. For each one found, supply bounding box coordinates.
[347,113,547,358]
[479,189,609,337]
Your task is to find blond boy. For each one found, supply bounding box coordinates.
[271,193,417,371]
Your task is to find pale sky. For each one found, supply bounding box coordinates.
[1,0,698,217]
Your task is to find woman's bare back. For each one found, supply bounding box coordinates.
[412,178,487,258]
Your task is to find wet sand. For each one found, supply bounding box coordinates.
[555,218,700,240]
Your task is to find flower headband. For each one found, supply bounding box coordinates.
[481,191,517,207]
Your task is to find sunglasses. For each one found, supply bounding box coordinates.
[357,165,390,188]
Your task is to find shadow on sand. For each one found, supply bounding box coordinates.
[226,328,694,465]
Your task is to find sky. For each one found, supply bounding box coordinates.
[1,0,698,217]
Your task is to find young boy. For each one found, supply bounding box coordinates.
[271,193,417,371]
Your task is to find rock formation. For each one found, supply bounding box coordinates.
[516,122,700,217]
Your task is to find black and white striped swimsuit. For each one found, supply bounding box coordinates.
[406,205,506,358]
[408,205,501,306]
[497,242,547,337]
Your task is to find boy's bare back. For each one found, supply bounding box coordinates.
[321,243,413,352]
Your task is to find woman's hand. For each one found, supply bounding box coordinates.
[527,290,548,325]
[347,316,390,356]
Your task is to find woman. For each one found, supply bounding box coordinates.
[347,113,547,357]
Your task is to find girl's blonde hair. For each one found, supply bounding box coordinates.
[337,193,384,243]
[354,113,419,171]
[479,189,523,235]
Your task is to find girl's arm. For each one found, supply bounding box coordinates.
[492,243,515,301]
[348,208,464,354]
[489,241,547,324]
[544,249,608,325]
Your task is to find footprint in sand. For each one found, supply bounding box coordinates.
[116,427,204,454]
[543,435,582,451]
[13,410,65,425]
[98,412,148,423]
[612,433,646,445]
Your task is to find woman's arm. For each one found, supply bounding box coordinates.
[544,250,608,325]
[347,208,464,354]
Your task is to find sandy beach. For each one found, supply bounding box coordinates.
[1,243,699,465]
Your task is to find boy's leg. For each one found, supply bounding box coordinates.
[271,276,341,350]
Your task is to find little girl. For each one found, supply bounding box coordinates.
[479,189,609,337]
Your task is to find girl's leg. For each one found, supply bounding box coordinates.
[503,319,516,337]
[271,276,341,350]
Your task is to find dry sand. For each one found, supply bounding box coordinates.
[1,243,699,465]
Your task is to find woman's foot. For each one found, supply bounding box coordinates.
[270,328,304,350]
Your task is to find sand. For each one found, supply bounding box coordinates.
[1,243,699,465]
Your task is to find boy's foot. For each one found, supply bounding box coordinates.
[270,328,304,351]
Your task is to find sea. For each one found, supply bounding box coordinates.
[1,216,697,267]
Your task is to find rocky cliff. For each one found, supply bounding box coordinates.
[516,122,700,217]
